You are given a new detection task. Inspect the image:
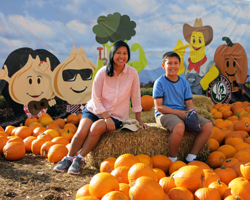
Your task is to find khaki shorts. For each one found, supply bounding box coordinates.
[155,113,210,132]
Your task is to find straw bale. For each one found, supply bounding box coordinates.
[196,108,215,125]
[85,123,210,169]
[193,95,214,111]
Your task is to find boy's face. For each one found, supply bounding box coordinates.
[162,56,180,79]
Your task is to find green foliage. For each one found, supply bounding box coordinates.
[93,12,136,44]
[141,88,153,96]
[0,95,10,109]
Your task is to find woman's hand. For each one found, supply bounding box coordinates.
[139,121,149,129]
[105,118,116,132]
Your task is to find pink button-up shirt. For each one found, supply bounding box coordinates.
[86,64,142,122]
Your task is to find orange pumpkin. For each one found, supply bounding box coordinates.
[168,160,186,175]
[114,154,139,169]
[217,145,236,159]
[227,177,250,200]
[174,165,204,193]
[25,116,38,127]
[127,163,158,183]
[31,138,47,155]
[40,141,55,158]
[111,166,130,184]
[4,125,16,136]
[207,151,226,168]
[51,136,69,146]
[67,114,79,126]
[14,126,32,139]
[88,172,119,199]
[168,187,194,200]
[129,176,165,200]
[47,144,68,163]
[118,183,130,200]
[209,180,228,199]
[100,157,117,173]
[194,187,221,200]
[214,166,237,185]
[75,184,91,199]
[223,158,240,168]
[141,95,154,111]
[214,36,248,92]
[23,136,37,152]
[102,191,128,200]
[240,162,250,181]
[54,118,66,129]
[151,155,172,174]
[153,168,166,180]
[159,175,176,194]
[135,154,153,168]
[3,141,26,160]
[203,169,221,187]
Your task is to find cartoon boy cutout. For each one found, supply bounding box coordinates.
[37,45,96,114]
[0,54,57,118]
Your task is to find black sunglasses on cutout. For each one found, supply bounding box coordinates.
[62,68,92,82]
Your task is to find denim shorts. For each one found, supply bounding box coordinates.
[82,108,122,129]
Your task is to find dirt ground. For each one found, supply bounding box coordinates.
[0,153,99,200]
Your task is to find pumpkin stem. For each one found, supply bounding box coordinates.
[217,179,221,184]
[222,36,234,47]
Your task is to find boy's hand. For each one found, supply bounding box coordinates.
[177,110,188,121]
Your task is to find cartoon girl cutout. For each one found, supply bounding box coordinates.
[37,45,96,114]
[0,54,56,118]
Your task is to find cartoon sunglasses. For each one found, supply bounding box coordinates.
[62,68,92,82]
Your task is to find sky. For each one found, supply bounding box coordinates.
[0,0,250,83]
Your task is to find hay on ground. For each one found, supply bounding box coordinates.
[85,123,210,169]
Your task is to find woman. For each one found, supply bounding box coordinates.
[54,40,148,174]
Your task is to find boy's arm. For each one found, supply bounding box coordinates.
[185,99,196,111]
[154,98,187,121]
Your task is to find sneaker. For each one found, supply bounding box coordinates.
[53,157,73,172]
[184,158,198,164]
[67,157,84,175]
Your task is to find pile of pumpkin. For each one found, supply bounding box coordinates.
[0,112,81,163]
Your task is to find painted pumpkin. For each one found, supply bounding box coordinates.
[214,36,248,92]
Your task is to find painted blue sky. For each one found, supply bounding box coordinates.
[1,0,250,83]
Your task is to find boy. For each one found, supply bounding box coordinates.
[153,51,212,163]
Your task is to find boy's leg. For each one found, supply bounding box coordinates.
[188,116,213,155]
[156,114,185,160]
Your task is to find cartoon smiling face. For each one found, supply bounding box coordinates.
[9,55,54,106]
[52,45,96,104]
[190,31,206,63]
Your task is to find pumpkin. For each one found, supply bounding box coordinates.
[37,133,53,141]
[75,184,91,199]
[51,136,69,146]
[3,141,26,160]
[100,157,117,173]
[119,183,130,200]
[89,172,119,199]
[135,154,153,167]
[67,114,79,126]
[64,123,77,134]
[61,129,74,141]
[23,136,37,152]
[127,163,158,183]
[0,131,9,137]
[32,126,47,137]
[214,166,237,186]
[39,113,53,127]
[14,126,32,139]
[46,122,60,131]
[174,165,204,193]
[75,196,99,200]
[233,151,250,162]
[141,95,154,111]
[194,187,221,200]
[214,36,248,92]
[240,162,250,181]
[114,154,139,169]
[168,160,186,175]
[31,138,47,155]
[159,175,176,194]
[151,155,172,174]
[43,129,60,139]
[203,169,220,187]
[47,144,68,163]
[102,191,128,200]
[209,180,228,199]
[207,151,226,168]
[25,116,38,127]
[208,138,220,152]
[54,118,66,129]
[0,139,4,155]
[188,160,211,170]
[4,125,16,136]
[111,166,130,184]
[217,145,236,159]
[224,195,245,200]
[129,176,165,200]
[40,141,55,158]
[223,158,240,168]
[168,187,194,200]
[227,177,250,200]
[0,136,9,146]
[231,162,248,177]
[153,168,166,180]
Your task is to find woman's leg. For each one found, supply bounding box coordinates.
[67,117,93,157]
[78,119,107,157]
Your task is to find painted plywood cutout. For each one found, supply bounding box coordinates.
[174,18,219,95]
[0,48,60,117]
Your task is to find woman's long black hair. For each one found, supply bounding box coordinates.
[106,40,130,77]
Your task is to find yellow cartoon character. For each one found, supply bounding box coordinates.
[174,18,219,95]
[37,45,96,113]
[0,54,56,117]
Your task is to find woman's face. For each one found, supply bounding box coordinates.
[113,46,128,68]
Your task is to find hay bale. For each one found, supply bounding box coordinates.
[196,108,215,125]
[193,95,214,111]
[129,108,156,123]
[85,123,210,169]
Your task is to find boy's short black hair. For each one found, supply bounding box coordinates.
[162,51,181,64]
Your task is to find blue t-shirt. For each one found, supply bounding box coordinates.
[153,75,193,117]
